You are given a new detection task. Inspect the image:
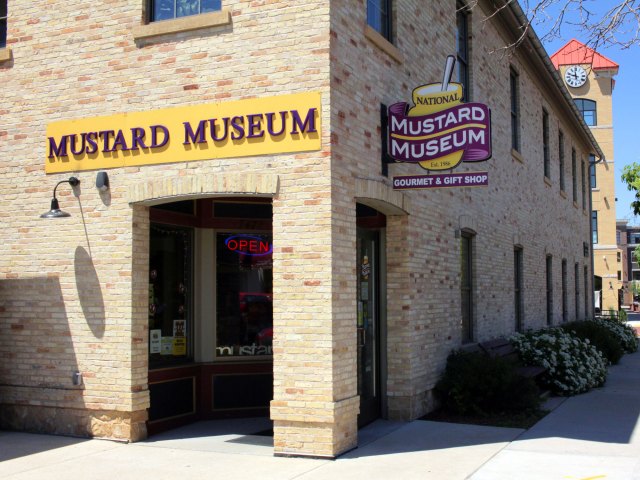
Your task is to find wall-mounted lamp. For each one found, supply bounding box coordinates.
[40,177,80,218]
[96,171,109,192]
[72,371,83,386]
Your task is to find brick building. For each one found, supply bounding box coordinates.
[618,220,639,307]
[0,0,600,458]
[551,40,620,312]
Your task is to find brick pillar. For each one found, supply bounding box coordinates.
[385,214,428,419]
[270,183,359,458]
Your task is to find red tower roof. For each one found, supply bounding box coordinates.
[550,39,619,71]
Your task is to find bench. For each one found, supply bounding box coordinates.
[477,337,547,380]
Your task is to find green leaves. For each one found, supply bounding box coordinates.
[621,163,640,216]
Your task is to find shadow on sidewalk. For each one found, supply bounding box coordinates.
[3,353,639,464]
[513,352,640,445]
[0,431,91,462]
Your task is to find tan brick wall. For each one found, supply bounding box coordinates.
[330,1,594,419]
[1,0,336,456]
[0,0,595,457]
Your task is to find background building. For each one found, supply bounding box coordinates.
[617,219,631,306]
[551,40,620,312]
[1,0,599,457]
[618,220,640,307]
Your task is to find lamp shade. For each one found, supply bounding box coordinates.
[40,177,80,219]
[40,198,71,218]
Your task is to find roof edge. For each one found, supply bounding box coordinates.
[507,6,605,161]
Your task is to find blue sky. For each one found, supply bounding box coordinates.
[533,4,639,224]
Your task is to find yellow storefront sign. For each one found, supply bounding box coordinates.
[45,92,322,173]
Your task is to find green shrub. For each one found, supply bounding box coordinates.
[434,350,541,416]
[561,321,624,365]
[593,317,638,354]
[511,328,607,396]
[618,309,628,323]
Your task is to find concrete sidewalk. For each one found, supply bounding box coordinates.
[470,348,640,479]
[2,351,640,479]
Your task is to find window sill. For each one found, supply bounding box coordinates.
[544,176,552,187]
[511,148,524,164]
[560,190,567,199]
[132,9,232,42]
[0,47,12,64]
[573,201,579,209]
[364,24,403,64]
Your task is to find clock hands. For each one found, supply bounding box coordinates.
[566,66,586,87]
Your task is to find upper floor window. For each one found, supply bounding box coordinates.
[590,154,597,188]
[510,69,520,152]
[592,211,598,244]
[150,0,221,22]
[581,159,586,209]
[367,0,392,41]
[543,109,550,179]
[456,4,470,101]
[572,148,577,203]
[575,99,597,126]
[1,1,7,49]
[559,131,565,191]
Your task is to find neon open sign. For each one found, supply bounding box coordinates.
[225,235,273,256]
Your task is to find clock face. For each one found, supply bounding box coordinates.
[565,65,587,88]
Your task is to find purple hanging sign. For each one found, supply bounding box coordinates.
[388,56,492,174]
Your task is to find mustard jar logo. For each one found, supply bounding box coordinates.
[388,56,492,171]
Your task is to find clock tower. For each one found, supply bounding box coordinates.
[551,39,621,313]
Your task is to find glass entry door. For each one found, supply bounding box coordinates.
[357,228,381,427]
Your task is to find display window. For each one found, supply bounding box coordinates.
[148,223,193,368]
[147,199,273,368]
[216,232,273,357]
